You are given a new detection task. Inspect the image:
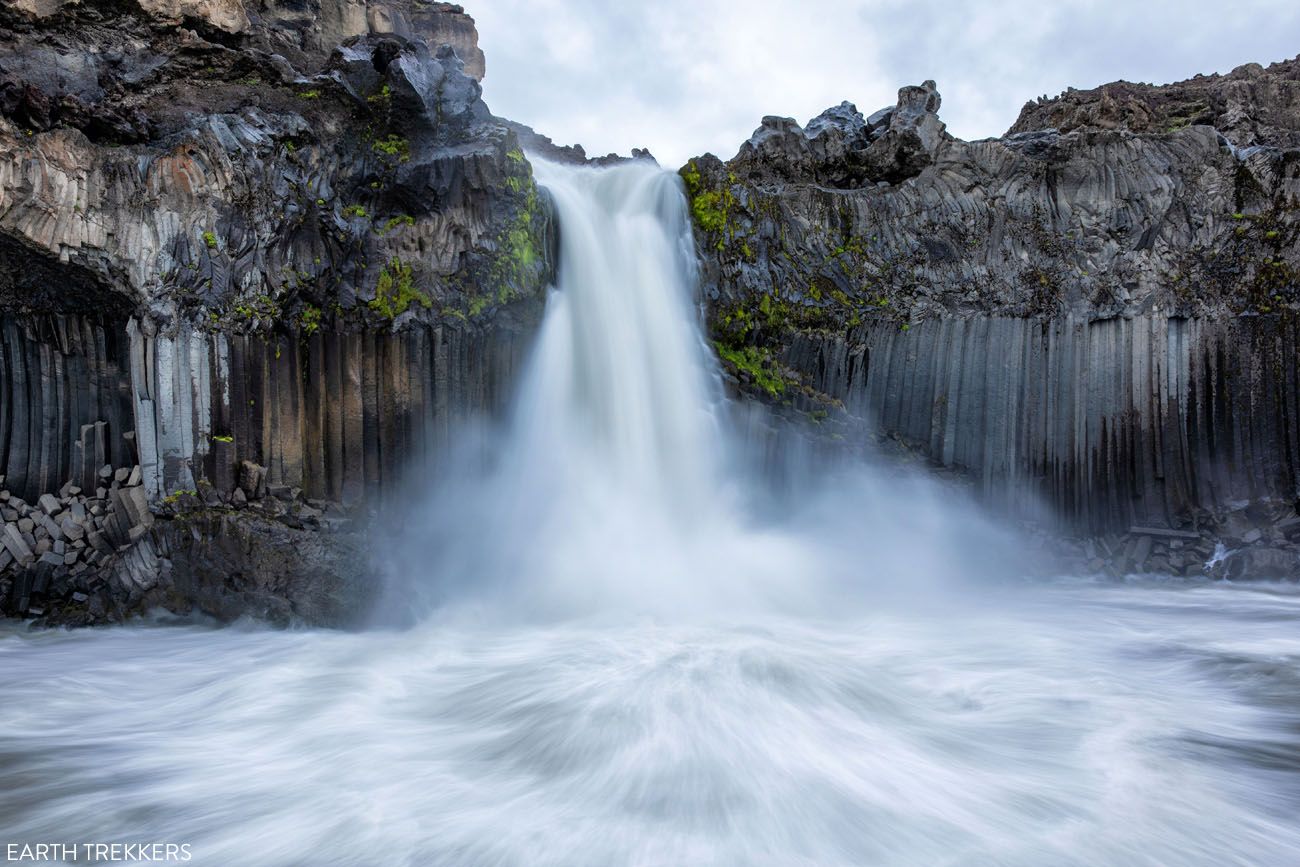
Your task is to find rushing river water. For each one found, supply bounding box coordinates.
[2,162,1299,865]
[2,582,1300,865]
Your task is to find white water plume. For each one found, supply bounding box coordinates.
[383,159,1019,624]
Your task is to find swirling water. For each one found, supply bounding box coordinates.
[2,163,1300,866]
[3,583,1300,865]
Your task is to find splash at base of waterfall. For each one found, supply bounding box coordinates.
[381,160,1020,626]
[3,581,1300,866]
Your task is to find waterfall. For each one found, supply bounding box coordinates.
[5,160,1300,867]
[390,160,791,619]
[518,161,726,506]
[385,159,1022,622]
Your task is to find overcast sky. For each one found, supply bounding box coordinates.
[468,0,1300,167]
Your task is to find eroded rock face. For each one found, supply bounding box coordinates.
[0,8,549,319]
[1010,55,1300,149]
[255,0,487,79]
[685,67,1300,537]
[727,81,949,188]
[0,0,546,624]
[3,0,486,78]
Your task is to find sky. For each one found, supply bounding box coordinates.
[467,0,1300,167]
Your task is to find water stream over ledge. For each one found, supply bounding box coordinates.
[2,162,1299,865]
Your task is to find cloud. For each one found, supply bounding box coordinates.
[467,0,1300,167]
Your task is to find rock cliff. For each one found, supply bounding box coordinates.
[0,0,548,623]
[3,2,1299,622]
[685,58,1300,563]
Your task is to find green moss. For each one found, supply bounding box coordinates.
[679,161,739,249]
[342,204,368,218]
[161,488,198,506]
[372,135,410,162]
[299,304,322,335]
[202,231,217,249]
[681,162,702,196]
[369,258,430,318]
[486,173,545,304]
[506,147,526,164]
[211,434,233,443]
[713,342,786,397]
[691,190,728,234]
[229,293,280,323]
[298,89,320,100]
[378,214,415,235]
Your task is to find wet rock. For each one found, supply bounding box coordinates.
[1211,547,1300,581]
[1278,516,1300,542]
[238,461,267,501]
[160,510,372,627]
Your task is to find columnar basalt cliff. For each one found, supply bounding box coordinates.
[0,0,552,623]
[686,59,1300,571]
[2,2,1299,624]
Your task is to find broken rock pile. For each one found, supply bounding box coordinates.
[0,465,156,619]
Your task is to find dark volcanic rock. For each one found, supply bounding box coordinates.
[0,0,550,625]
[159,509,371,627]
[684,66,1300,537]
[0,5,553,323]
[1009,55,1300,149]
[727,82,949,189]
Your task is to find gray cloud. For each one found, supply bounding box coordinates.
[467,0,1300,167]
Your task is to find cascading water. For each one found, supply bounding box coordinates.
[385,160,1015,622]
[2,162,1300,866]
[385,161,762,620]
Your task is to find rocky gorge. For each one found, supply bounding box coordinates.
[0,0,550,624]
[688,62,1300,581]
[0,0,1297,627]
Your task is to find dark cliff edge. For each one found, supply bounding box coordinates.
[0,0,554,625]
[685,59,1300,577]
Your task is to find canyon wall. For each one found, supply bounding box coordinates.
[0,0,549,622]
[2,0,1297,622]
[688,60,1300,536]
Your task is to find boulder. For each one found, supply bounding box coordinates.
[1211,547,1300,581]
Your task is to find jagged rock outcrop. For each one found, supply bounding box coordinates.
[1010,55,1300,149]
[5,1,485,79]
[0,0,549,622]
[726,81,948,188]
[685,62,1300,546]
[0,5,548,315]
